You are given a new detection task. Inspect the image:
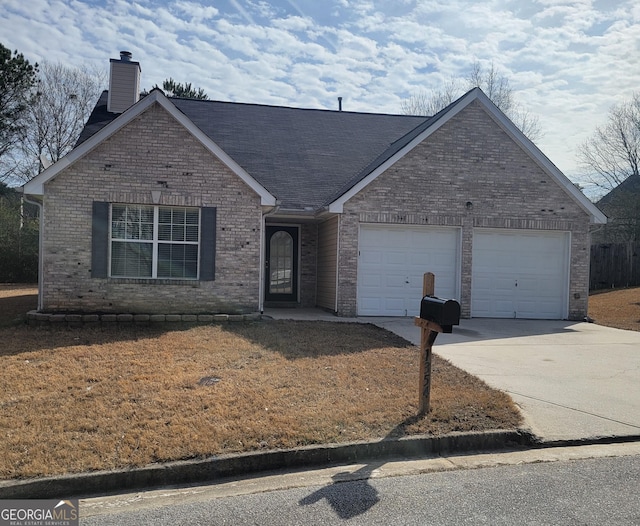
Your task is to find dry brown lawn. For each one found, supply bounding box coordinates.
[589,287,640,331]
[0,285,522,480]
[0,284,37,327]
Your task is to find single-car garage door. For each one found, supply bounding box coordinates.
[471,229,570,319]
[358,224,460,316]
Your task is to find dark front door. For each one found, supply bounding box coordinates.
[265,225,299,302]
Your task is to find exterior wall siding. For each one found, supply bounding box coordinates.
[336,100,591,320]
[41,102,263,314]
[316,216,339,311]
[108,61,140,113]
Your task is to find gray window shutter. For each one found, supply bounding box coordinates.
[200,207,216,281]
[91,201,109,278]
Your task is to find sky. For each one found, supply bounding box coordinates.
[2,0,639,198]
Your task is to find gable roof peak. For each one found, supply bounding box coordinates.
[328,86,606,224]
[22,88,277,205]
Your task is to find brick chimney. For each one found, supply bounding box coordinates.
[107,51,141,113]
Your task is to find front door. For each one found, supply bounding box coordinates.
[265,225,299,302]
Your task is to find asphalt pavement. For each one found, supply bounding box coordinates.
[80,442,640,525]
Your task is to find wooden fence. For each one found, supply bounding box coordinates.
[590,242,640,290]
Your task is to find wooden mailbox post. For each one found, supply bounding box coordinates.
[414,272,441,415]
[413,272,460,415]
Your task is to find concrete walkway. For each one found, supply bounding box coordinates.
[265,309,640,443]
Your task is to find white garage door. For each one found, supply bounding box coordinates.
[471,229,570,319]
[357,225,460,316]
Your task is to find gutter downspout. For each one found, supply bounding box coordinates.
[21,190,44,312]
[259,203,280,313]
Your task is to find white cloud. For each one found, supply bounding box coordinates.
[2,0,640,180]
[173,1,219,21]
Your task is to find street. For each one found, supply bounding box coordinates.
[81,443,640,525]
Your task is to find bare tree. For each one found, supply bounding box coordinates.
[402,61,542,141]
[400,78,460,116]
[11,61,106,183]
[467,61,513,111]
[579,93,640,194]
[580,93,640,242]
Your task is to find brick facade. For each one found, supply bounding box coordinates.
[336,100,591,319]
[39,98,593,320]
[299,222,318,308]
[42,102,263,314]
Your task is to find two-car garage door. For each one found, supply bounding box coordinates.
[357,225,569,319]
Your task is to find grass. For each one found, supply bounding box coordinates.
[588,287,640,331]
[0,285,523,480]
[0,284,36,328]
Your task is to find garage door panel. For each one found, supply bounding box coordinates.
[359,297,382,313]
[385,273,407,288]
[360,250,383,264]
[359,274,382,287]
[473,298,492,313]
[410,272,456,295]
[472,230,568,319]
[358,225,460,316]
[494,301,516,318]
[383,298,406,315]
[384,250,406,265]
[517,303,536,317]
[472,275,492,289]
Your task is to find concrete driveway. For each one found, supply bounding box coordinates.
[372,317,640,443]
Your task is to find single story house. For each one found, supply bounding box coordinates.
[23,52,606,320]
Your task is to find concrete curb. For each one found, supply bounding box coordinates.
[533,434,640,449]
[0,430,534,499]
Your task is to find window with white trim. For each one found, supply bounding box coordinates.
[110,204,200,279]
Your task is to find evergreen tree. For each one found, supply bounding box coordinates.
[161,78,209,100]
[0,43,38,181]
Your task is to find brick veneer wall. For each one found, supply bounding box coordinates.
[41,102,263,314]
[336,100,591,320]
[300,222,318,307]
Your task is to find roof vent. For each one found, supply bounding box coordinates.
[108,51,141,114]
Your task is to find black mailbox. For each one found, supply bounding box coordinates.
[420,296,461,333]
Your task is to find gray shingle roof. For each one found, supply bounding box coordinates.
[77,92,430,209]
[597,174,640,210]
